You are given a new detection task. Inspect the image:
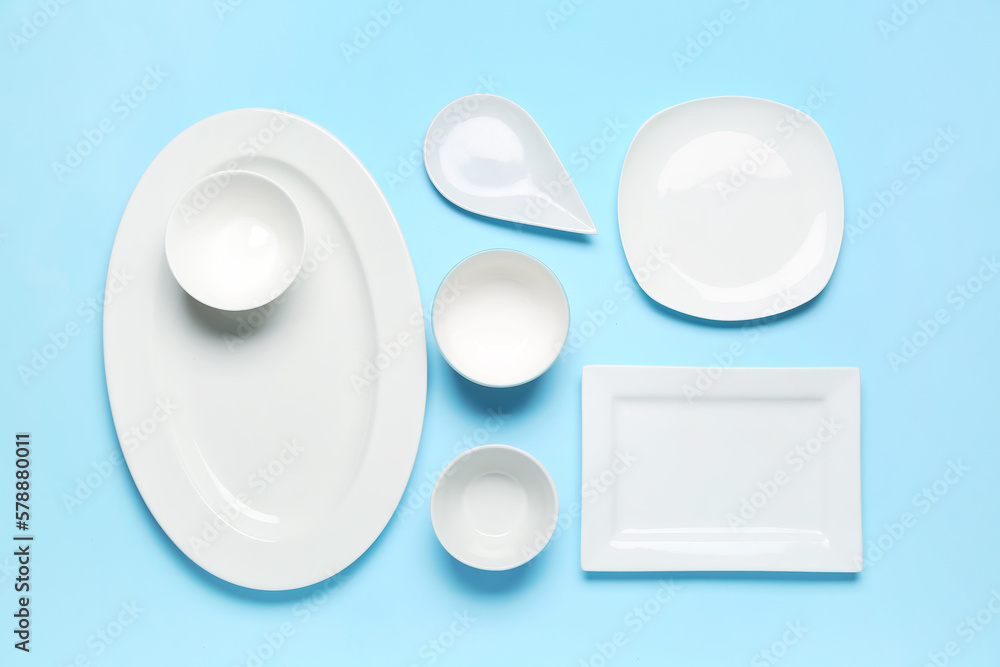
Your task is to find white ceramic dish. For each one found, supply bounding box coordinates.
[104,109,427,590]
[432,249,569,388]
[424,94,597,235]
[164,170,305,311]
[581,366,861,572]
[432,444,559,570]
[618,96,844,321]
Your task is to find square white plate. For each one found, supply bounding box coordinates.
[581,366,861,572]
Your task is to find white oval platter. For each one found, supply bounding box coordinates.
[104,109,427,590]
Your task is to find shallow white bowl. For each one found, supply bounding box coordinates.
[165,169,305,311]
[431,444,559,571]
[432,249,569,387]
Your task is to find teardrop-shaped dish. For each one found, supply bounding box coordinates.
[424,94,596,235]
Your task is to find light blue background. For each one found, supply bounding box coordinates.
[1,1,999,665]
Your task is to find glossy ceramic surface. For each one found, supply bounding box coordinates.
[424,94,597,235]
[164,170,305,311]
[104,109,427,590]
[431,445,559,571]
[581,365,861,572]
[432,249,569,388]
[618,96,844,321]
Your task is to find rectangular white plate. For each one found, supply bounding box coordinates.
[581,366,861,572]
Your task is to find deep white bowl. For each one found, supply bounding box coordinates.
[432,249,569,387]
[165,170,305,311]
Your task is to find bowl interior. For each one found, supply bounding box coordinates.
[165,170,305,311]
[433,250,569,387]
[432,445,558,570]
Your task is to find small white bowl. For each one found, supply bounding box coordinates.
[431,444,559,571]
[432,249,569,387]
[165,170,305,311]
